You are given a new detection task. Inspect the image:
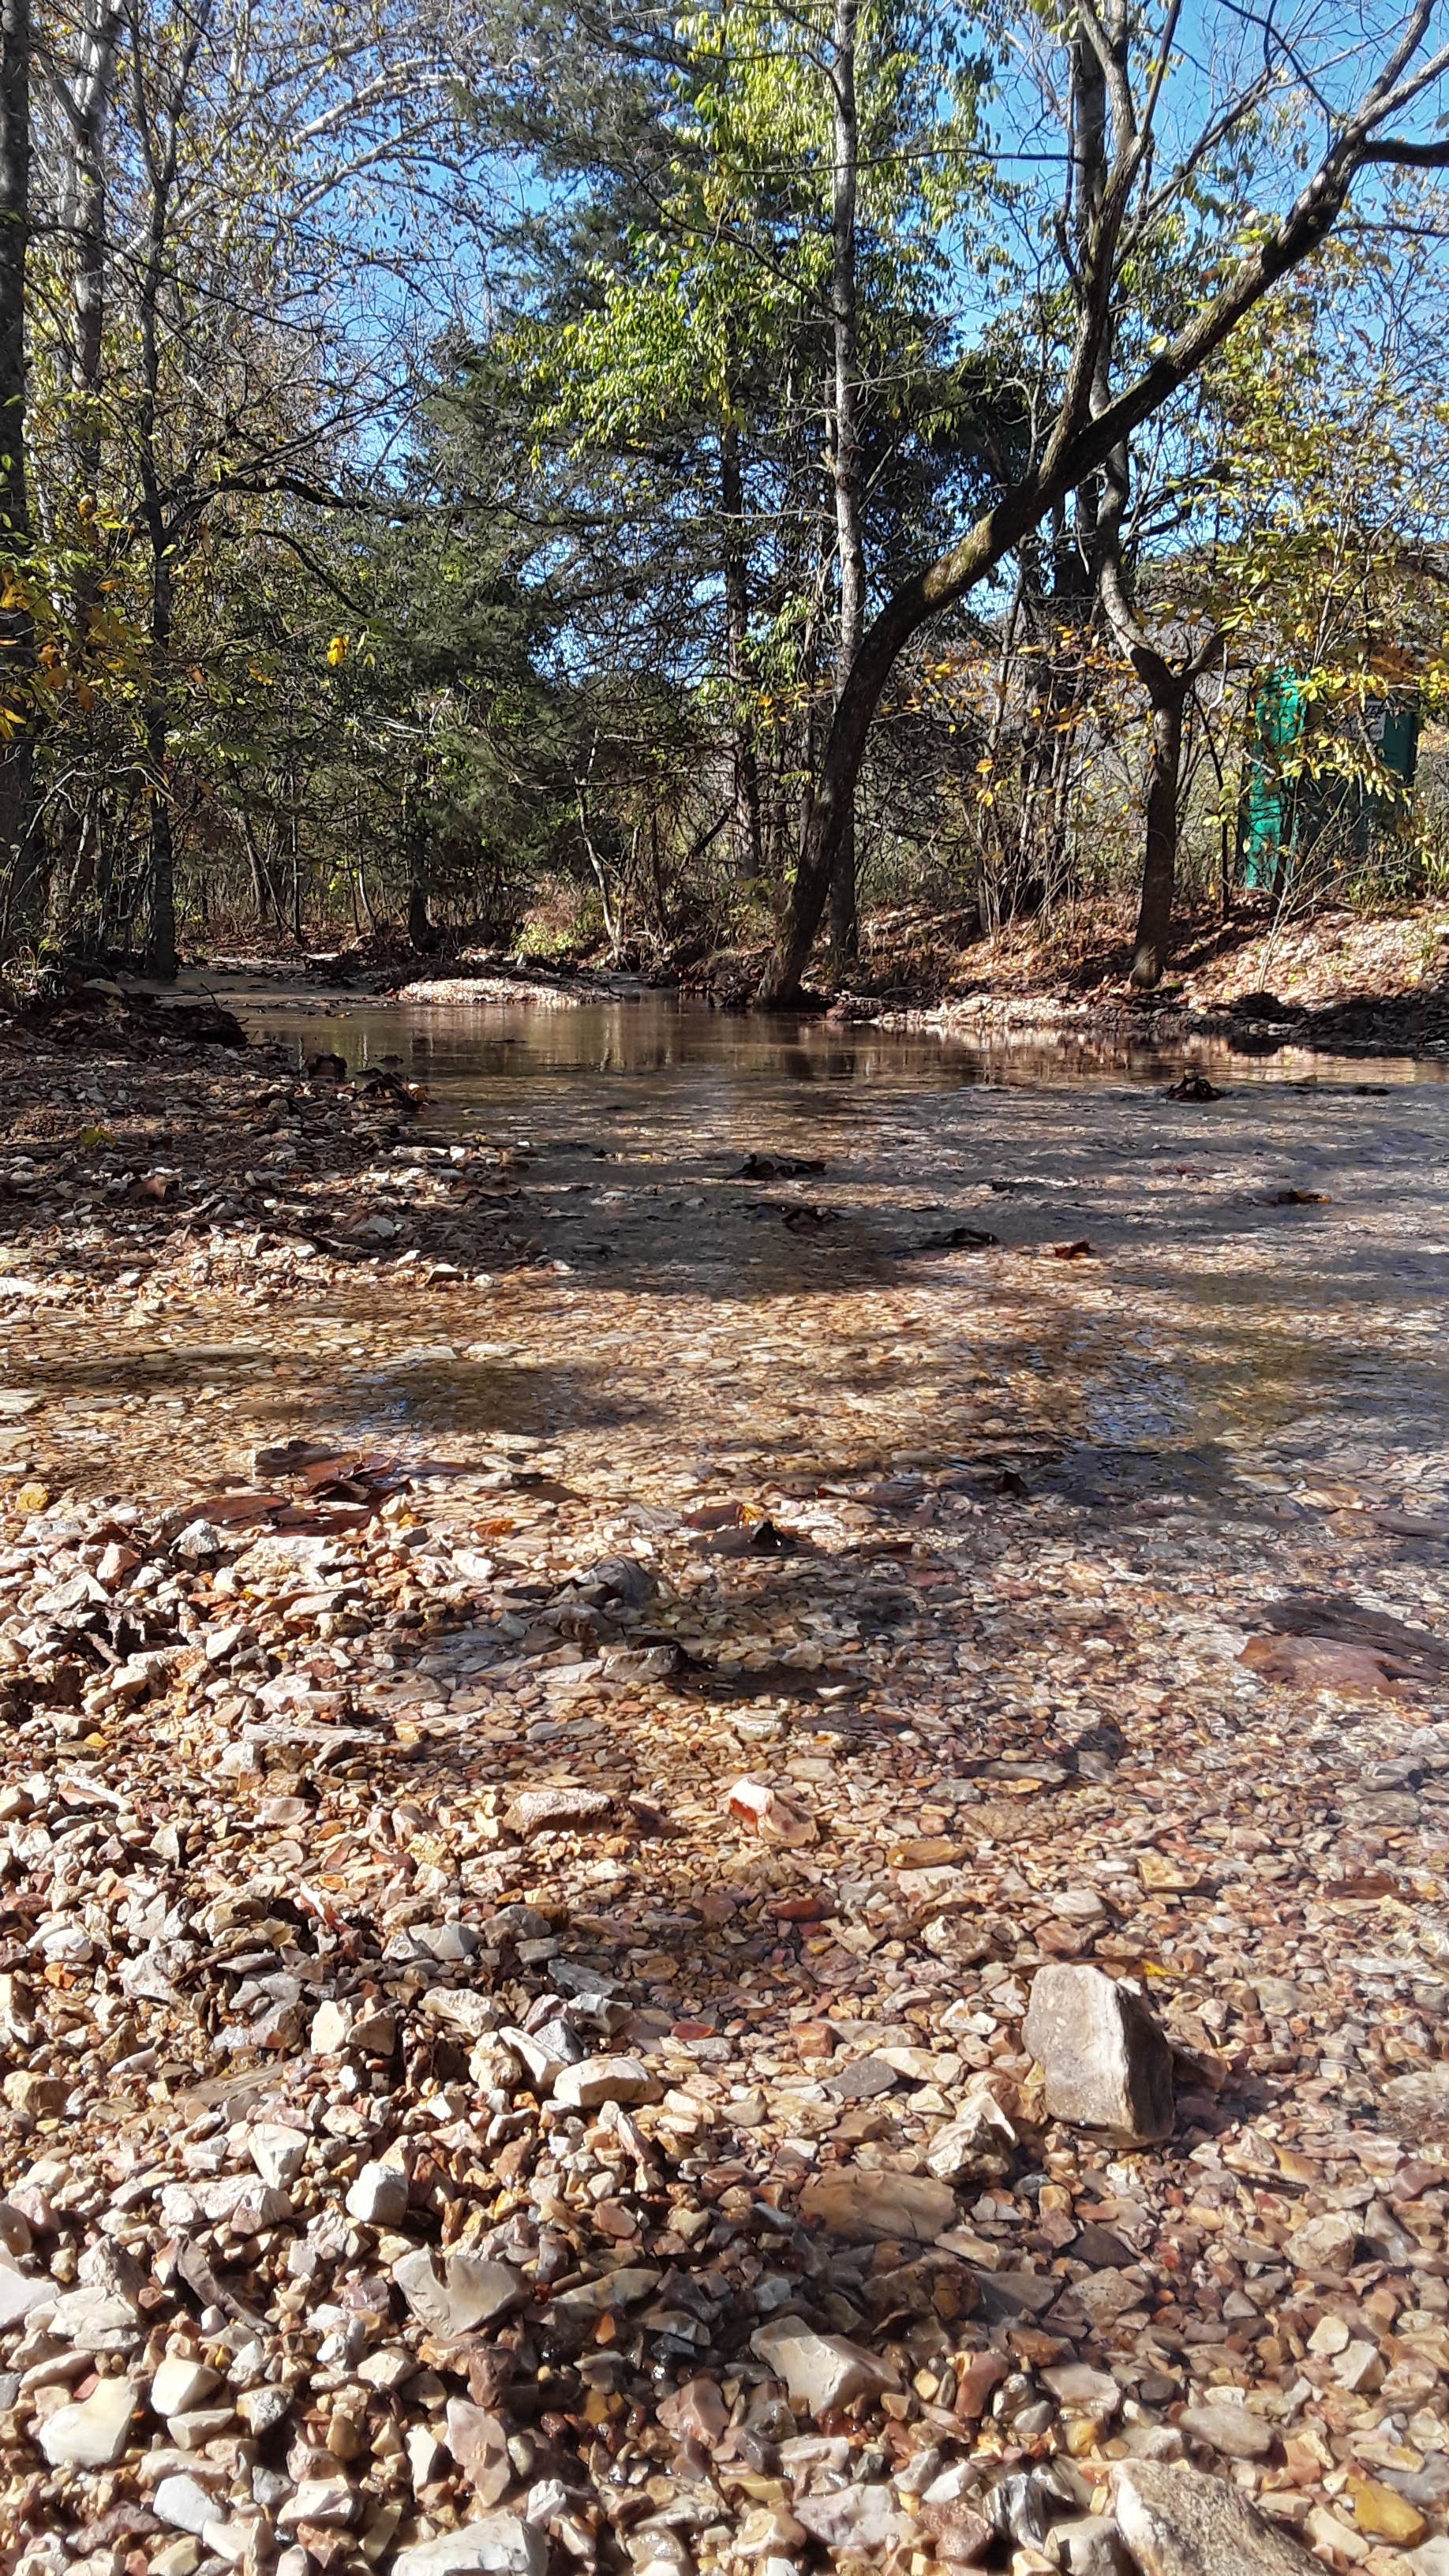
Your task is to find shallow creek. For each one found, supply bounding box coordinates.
[212,991,1449,1532]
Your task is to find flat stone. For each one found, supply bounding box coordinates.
[309,1998,353,2053]
[1180,2402,1275,2461]
[551,2054,659,2110]
[159,2177,293,2233]
[822,2054,899,2100]
[393,2248,526,2335]
[0,2267,54,2329]
[39,2372,138,2467]
[1043,2364,1123,2416]
[391,2514,548,2576]
[277,2477,357,2529]
[657,2377,729,2447]
[1112,2461,1316,2573]
[1054,2516,1129,2575]
[48,2286,143,2352]
[505,1787,613,1838]
[1350,2477,1428,2545]
[970,2267,1060,2320]
[792,2485,912,2552]
[1023,1965,1174,2142]
[237,2385,290,2436]
[445,2398,512,2504]
[798,2168,956,2242]
[155,2476,219,2536]
[0,2200,32,2257]
[308,1998,395,2055]
[500,2019,584,2087]
[1065,2268,1147,2327]
[1284,2210,1360,2275]
[3,2071,66,2116]
[751,2317,898,2413]
[1384,2066,1449,2141]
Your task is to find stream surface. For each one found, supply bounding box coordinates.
[225,990,1449,1531]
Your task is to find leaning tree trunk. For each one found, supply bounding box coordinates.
[1129,680,1186,988]
[761,601,914,1003]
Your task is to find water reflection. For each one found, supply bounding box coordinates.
[243,988,1446,1106]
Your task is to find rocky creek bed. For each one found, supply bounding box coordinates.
[0,995,1447,2576]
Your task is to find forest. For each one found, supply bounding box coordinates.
[0,0,1445,1001]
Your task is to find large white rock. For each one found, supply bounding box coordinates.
[39,2374,137,2469]
[551,2055,659,2110]
[751,2317,898,2413]
[1023,1966,1174,2142]
[1112,2461,1316,2573]
[159,2176,292,2234]
[246,2123,309,2188]
[149,2353,221,2418]
[154,2475,220,2535]
[345,2160,409,2227]
[391,2514,548,2576]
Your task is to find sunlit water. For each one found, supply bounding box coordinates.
[219,989,1449,1524]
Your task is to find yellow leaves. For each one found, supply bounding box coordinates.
[327,634,350,667]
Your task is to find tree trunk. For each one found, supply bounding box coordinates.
[145,547,176,976]
[131,0,209,976]
[720,411,762,878]
[0,0,34,951]
[761,599,915,1003]
[1129,683,1184,988]
[827,0,863,967]
[66,5,122,507]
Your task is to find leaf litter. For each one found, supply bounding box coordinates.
[0,1002,1446,2575]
